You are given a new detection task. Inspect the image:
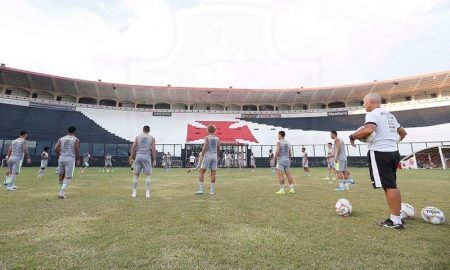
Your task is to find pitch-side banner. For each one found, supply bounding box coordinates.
[327,111,348,116]
[241,113,281,119]
[152,112,172,117]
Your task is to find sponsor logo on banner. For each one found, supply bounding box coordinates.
[327,111,348,116]
[152,112,172,116]
[241,114,281,119]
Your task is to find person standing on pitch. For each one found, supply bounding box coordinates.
[38,146,50,177]
[268,149,275,173]
[129,125,156,198]
[5,130,32,191]
[331,130,349,191]
[301,147,310,176]
[275,131,295,194]
[250,153,256,172]
[324,143,336,180]
[54,126,80,199]
[349,93,407,229]
[195,125,220,195]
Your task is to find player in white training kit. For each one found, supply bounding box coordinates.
[250,153,256,172]
[129,125,156,198]
[275,131,295,194]
[54,126,81,199]
[331,130,350,191]
[103,153,114,172]
[80,152,95,174]
[5,130,32,190]
[269,150,275,173]
[324,143,336,180]
[37,146,50,177]
[301,147,310,176]
[238,152,244,170]
[195,125,220,195]
[350,93,407,229]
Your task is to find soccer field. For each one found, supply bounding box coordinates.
[0,167,449,269]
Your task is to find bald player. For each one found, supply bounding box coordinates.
[54,126,81,199]
[350,93,407,229]
[5,130,32,190]
[129,125,156,198]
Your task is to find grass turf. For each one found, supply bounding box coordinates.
[0,167,449,269]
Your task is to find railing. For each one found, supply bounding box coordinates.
[1,93,449,115]
[0,140,183,158]
[1,139,448,159]
[249,141,450,158]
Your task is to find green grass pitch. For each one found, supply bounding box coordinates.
[0,167,449,269]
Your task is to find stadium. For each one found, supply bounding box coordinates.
[1,1,449,269]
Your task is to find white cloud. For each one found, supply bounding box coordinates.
[0,0,448,88]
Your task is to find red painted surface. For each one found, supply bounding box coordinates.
[187,121,258,144]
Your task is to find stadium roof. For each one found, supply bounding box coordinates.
[0,66,449,105]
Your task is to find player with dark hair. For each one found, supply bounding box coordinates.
[331,130,349,191]
[37,146,50,177]
[5,130,31,190]
[129,125,156,198]
[349,93,407,229]
[301,147,310,176]
[195,125,220,195]
[54,126,81,199]
[324,142,336,181]
[275,131,295,194]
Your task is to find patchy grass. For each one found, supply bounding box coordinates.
[0,167,449,269]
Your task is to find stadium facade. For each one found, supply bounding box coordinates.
[1,66,449,168]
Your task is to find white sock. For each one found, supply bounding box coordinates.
[132,176,138,189]
[339,180,345,188]
[145,176,151,191]
[210,183,215,191]
[289,184,294,189]
[60,179,71,192]
[199,182,204,192]
[391,214,402,225]
[279,185,284,189]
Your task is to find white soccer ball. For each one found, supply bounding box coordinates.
[421,207,445,225]
[400,203,415,219]
[357,126,375,143]
[335,198,352,217]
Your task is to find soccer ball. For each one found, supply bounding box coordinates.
[357,126,375,143]
[400,203,415,219]
[421,207,445,225]
[335,198,352,217]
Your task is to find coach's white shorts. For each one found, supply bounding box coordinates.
[302,162,309,168]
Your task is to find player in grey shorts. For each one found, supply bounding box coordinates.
[38,146,50,177]
[103,153,114,172]
[331,130,349,191]
[195,125,220,195]
[54,126,81,199]
[275,131,295,195]
[129,125,156,198]
[5,130,32,191]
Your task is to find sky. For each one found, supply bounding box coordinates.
[1,0,449,89]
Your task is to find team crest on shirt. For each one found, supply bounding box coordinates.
[187,121,258,144]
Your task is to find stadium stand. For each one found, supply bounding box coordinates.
[240,106,450,131]
[0,102,129,144]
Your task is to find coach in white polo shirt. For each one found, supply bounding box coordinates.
[349,93,407,229]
